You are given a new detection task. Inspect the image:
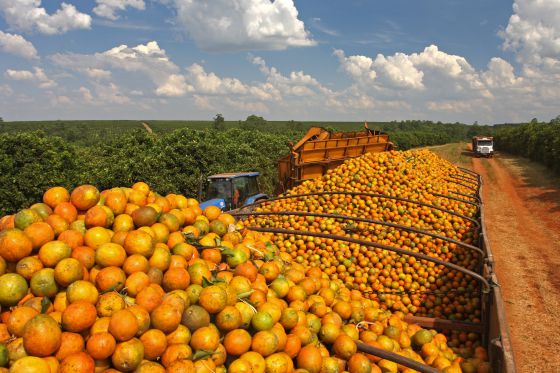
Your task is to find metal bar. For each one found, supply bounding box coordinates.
[458,167,480,177]
[355,341,440,373]
[244,226,490,293]
[403,315,484,333]
[232,210,484,258]
[451,172,479,183]
[450,174,480,186]
[430,192,480,208]
[448,189,482,203]
[241,191,480,228]
[445,179,479,192]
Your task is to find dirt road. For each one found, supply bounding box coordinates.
[472,154,560,372]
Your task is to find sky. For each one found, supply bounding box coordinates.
[0,0,558,124]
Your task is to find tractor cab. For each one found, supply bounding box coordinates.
[199,172,268,211]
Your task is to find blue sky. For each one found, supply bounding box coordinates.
[0,0,558,123]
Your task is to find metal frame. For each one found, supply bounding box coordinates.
[240,191,481,229]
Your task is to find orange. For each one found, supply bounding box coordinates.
[84,227,112,249]
[123,230,154,257]
[251,330,279,357]
[55,332,84,361]
[70,185,100,211]
[150,303,182,334]
[38,240,71,267]
[15,256,44,280]
[95,243,127,267]
[84,205,112,228]
[198,285,227,314]
[66,280,99,304]
[9,356,50,372]
[71,246,95,269]
[86,332,116,360]
[203,205,221,221]
[23,222,55,249]
[46,214,69,236]
[57,229,84,249]
[7,306,39,337]
[54,258,83,287]
[0,273,29,307]
[95,266,126,293]
[109,309,139,341]
[43,186,70,208]
[104,189,128,215]
[162,267,190,292]
[59,352,95,373]
[190,326,220,351]
[23,314,62,357]
[223,329,252,356]
[0,228,33,262]
[140,329,168,360]
[61,301,97,333]
[161,344,193,368]
[14,208,43,230]
[54,202,78,224]
[96,291,126,317]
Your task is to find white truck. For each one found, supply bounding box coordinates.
[472,136,494,157]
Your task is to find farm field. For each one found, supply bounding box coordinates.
[431,143,560,372]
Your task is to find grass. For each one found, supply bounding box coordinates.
[424,142,473,169]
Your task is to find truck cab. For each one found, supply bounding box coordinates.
[199,172,268,211]
[472,136,494,157]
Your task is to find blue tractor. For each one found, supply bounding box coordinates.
[198,172,268,211]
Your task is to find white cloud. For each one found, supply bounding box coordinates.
[500,0,560,65]
[186,63,248,94]
[0,31,38,59]
[80,68,112,79]
[93,0,145,20]
[336,45,490,101]
[170,0,316,51]
[79,86,93,102]
[156,74,192,97]
[0,0,91,34]
[482,58,522,89]
[5,67,56,88]
[51,41,185,96]
[334,50,377,82]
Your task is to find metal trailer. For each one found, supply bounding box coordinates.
[277,126,394,193]
[231,166,516,373]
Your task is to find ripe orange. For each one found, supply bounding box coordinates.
[140,329,168,360]
[86,332,116,360]
[223,329,252,356]
[43,186,70,208]
[109,309,139,341]
[55,332,84,361]
[70,185,100,211]
[61,301,97,333]
[203,205,222,221]
[23,314,62,357]
[0,228,33,262]
[23,222,55,249]
[54,202,78,224]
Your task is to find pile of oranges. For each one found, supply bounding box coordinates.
[248,150,483,323]
[0,181,488,372]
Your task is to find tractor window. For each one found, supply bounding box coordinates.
[207,179,232,202]
[246,177,260,196]
[232,178,248,204]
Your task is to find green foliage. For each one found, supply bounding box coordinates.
[494,120,560,173]
[0,118,488,215]
[212,114,225,131]
[0,131,79,216]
